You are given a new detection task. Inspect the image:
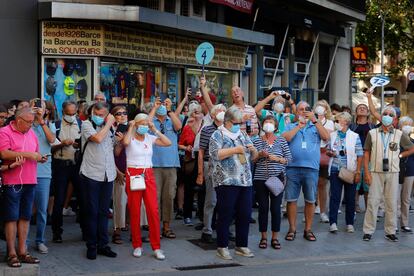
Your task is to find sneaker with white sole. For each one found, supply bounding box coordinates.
[217,247,232,260]
[320,213,329,223]
[154,249,165,260]
[346,225,355,233]
[329,223,338,233]
[62,207,76,216]
[314,206,320,214]
[37,243,48,254]
[377,209,385,218]
[133,247,142,257]
[235,247,254,258]
[385,234,399,242]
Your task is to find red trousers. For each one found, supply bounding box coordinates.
[126,168,160,250]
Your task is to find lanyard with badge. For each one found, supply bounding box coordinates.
[300,124,309,149]
[380,132,391,171]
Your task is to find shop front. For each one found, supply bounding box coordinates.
[41,21,246,118]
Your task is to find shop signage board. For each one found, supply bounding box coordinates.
[41,22,246,71]
[208,0,254,14]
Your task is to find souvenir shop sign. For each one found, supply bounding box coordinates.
[41,22,246,71]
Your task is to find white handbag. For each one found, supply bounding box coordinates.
[130,174,146,191]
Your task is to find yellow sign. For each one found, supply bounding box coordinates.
[41,21,246,71]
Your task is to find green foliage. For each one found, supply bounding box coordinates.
[355,0,414,75]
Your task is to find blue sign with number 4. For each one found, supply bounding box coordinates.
[195,42,214,65]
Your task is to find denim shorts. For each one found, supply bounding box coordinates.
[285,168,319,203]
[1,184,36,222]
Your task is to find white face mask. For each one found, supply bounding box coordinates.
[402,125,412,135]
[298,116,308,124]
[263,123,275,133]
[315,106,326,116]
[335,122,346,131]
[216,111,225,122]
[63,114,76,124]
[273,102,284,113]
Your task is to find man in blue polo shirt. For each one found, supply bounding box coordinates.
[282,101,329,242]
[149,98,182,239]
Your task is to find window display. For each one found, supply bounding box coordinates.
[43,58,93,119]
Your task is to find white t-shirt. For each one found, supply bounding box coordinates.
[126,134,158,168]
[321,118,334,147]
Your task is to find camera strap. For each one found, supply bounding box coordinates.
[380,132,391,158]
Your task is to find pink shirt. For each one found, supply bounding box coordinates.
[0,123,39,185]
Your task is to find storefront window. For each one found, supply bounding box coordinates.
[186,68,238,107]
[43,57,93,119]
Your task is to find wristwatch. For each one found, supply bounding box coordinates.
[399,154,403,158]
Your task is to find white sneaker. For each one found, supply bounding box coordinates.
[37,243,48,254]
[338,209,342,214]
[314,206,321,214]
[329,223,338,233]
[377,209,385,218]
[154,249,165,260]
[346,225,355,233]
[320,213,329,223]
[62,207,76,216]
[235,247,254,258]
[133,247,142,257]
[216,247,232,260]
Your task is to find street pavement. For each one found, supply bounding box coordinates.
[1,205,414,276]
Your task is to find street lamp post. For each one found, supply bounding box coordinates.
[380,12,385,110]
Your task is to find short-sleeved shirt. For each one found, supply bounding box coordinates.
[350,122,374,147]
[151,116,180,168]
[253,136,292,181]
[80,120,116,182]
[125,134,157,168]
[285,122,321,170]
[33,122,56,178]
[259,110,295,135]
[54,119,81,162]
[199,123,218,161]
[232,104,258,135]
[209,129,253,187]
[0,122,39,185]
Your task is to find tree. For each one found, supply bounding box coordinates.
[355,0,414,76]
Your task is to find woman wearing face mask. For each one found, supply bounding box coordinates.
[111,106,128,245]
[398,116,414,233]
[178,103,204,226]
[254,91,296,136]
[313,100,335,223]
[326,112,363,233]
[209,107,258,260]
[253,116,292,250]
[122,113,171,260]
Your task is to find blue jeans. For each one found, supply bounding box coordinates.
[285,167,319,203]
[34,178,51,244]
[80,174,113,249]
[215,185,252,248]
[329,170,356,225]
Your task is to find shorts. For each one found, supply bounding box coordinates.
[285,168,319,203]
[1,184,36,222]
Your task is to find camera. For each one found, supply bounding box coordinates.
[382,158,389,172]
[305,106,312,112]
[339,150,345,156]
[34,98,42,108]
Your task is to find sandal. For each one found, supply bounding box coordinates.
[285,231,296,241]
[259,238,267,249]
[162,229,176,239]
[7,254,21,268]
[19,253,40,264]
[112,233,123,244]
[271,239,281,250]
[303,230,317,241]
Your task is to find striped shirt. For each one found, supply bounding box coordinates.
[199,123,218,161]
[329,131,364,171]
[253,136,292,181]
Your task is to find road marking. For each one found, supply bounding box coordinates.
[309,260,380,267]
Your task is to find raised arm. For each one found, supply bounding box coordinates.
[366,89,381,122]
[200,76,214,112]
[254,91,278,116]
[175,89,191,116]
[88,114,115,144]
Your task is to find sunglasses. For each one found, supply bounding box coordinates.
[383,113,395,117]
[115,111,128,116]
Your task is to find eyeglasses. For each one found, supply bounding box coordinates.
[160,123,165,134]
[115,111,128,116]
[18,117,34,125]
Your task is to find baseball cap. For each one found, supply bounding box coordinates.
[75,79,88,99]
[46,76,57,96]
[75,60,87,77]
[45,59,57,76]
[64,76,75,96]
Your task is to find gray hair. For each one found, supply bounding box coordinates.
[134,113,148,122]
[211,104,227,116]
[93,102,109,112]
[224,106,243,123]
[15,107,34,117]
[335,112,353,125]
[62,100,77,110]
[382,106,396,117]
[94,92,107,101]
[272,96,285,109]
[297,101,310,110]
[399,116,413,128]
[143,102,154,114]
[188,102,202,118]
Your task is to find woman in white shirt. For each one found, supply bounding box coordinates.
[122,113,171,260]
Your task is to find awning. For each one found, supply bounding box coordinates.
[38,2,274,46]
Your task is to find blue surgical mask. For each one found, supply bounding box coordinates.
[136,125,149,135]
[382,115,393,127]
[91,115,104,126]
[156,105,167,116]
[230,124,240,133]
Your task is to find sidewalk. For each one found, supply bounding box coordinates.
[1,206,414,276]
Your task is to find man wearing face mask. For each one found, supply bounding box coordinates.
[148,98,182,239]
[197,104,227,243]
[51,101,83,243]
[362,106,414,242]
[254,91,296,135]
[80,102,117,259]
